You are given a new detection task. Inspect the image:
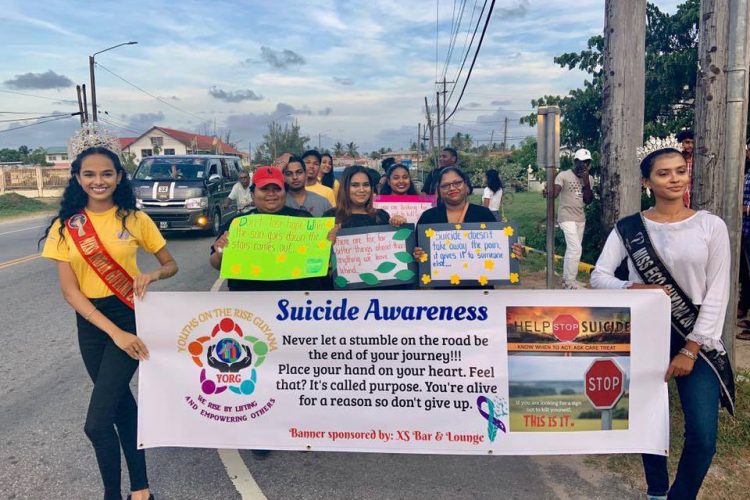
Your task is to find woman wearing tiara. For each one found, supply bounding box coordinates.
[591,138,734,500]
[40,125,177,500]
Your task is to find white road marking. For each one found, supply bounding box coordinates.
[211,275,265,499]
[217,449,267,500]
[0,224,46,237]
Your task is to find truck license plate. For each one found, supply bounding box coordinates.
[159,221,168,229]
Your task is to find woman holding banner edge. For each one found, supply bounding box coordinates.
[590,140,735,500]
[40,126,178,500]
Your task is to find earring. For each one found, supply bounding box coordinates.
[646,187,652,198]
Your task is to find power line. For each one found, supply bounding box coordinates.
[0,113,75,123]
[0,114,77,134]
[95,62,206,122]
[0,89,78,104]
[441,0,469,79]
[443,0,496,123]
[445,0,488,109]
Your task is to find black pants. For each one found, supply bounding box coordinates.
[739,234,750,313]
[77,296,148,500]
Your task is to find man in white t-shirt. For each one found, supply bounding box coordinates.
[544,148,594,289]
[228,170,253,210]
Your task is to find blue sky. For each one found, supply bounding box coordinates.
[0,0,681,153]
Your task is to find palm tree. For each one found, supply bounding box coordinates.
[346,141,359,158]
[333,142,345,156]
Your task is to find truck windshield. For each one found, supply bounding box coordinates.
[133,158,208,181]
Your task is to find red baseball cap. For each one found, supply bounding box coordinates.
[252,166,284,189]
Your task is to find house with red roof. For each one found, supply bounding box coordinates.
[119,126,247,164]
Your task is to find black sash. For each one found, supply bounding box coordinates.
[616,213,735,415]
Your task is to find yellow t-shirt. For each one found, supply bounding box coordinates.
[332,179,340,202]
[42,207,166,298]
[307,182,336,207]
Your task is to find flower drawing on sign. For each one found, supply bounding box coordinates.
[317,241,328,249]
[323,219,335,229]
[231,264,241,275]
[484,259,495,270]
[291,267,302,277]
[455,224,462,230]
[298,245,307,254]
[450,274,461,285]
[510,272,519,284]
[463,262,469,269]
[419,253,429,263]
[276,253,287,263]
[503,226,514,237]
[251,265,261,275]
[479,223,487,229]
[421,274,432,285]
[425,228,436,238]
[475,248,481,255]
[478,275,489,286]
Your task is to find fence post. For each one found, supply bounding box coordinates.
[35,167,43,197]
[0,167,5,194]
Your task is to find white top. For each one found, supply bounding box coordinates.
[482,187,503,211]
[229,182,253,209]
[554,169,594,223]
[590,211,729,352]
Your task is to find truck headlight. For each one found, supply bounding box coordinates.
[185,197,208,209]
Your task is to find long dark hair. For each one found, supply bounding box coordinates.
[321,153,335,188]
[380,163,417,195]
[40,147,138,246]
[485,169,503,193]
[436,166,473,204]
[334,165,377,223]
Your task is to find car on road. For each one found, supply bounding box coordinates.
[131,155,243,235]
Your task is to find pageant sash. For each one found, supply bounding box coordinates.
[66,212,135,309]
[616,213,735,414]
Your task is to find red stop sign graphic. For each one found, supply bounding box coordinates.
[585,359,625,409]
[552,314,579,342]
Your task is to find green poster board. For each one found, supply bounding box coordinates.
[220,214,334,280]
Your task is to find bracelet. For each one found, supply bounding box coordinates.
[678,347,697,361]
[84,307,97,321]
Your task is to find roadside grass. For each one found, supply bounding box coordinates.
[0,193,56,219]
[598,371,750,498]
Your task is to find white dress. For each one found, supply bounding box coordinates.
[590,211,730,353]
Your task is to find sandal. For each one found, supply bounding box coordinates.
[736,330,750,340]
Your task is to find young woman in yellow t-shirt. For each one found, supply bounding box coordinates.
[41,146,177,500]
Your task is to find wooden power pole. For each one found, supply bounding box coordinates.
[693,0,730,215]
[600,0,646,233]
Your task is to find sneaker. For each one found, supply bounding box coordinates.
[574,280,589,289]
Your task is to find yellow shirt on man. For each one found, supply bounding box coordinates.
[306,182,336,207]
[42,207,166,298]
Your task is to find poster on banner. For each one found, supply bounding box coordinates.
[332,225,417,289]
[506,306,631,432]
[220,214,334,280]
[136,290,670,456]
[373,194,436,223]
[417,222,520,288]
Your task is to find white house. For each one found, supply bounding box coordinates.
[117,126,246,165]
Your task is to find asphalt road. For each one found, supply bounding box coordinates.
[0,215,642,500]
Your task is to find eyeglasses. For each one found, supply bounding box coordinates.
[439,180,465,191]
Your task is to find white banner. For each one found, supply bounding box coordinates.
[137,290,670,456]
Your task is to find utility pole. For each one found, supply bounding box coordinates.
[720,0,750,362]
[600,0,646,234]
[425,97,437,169]
[693,0,730,216]
[88,56,98,122]
[76,85,85,126]
[435,92,442,149]
[489,129,495,150]
[435,78,455,150]
[82,84,88,123]
[502,117,508,151]
[537,106,560,288]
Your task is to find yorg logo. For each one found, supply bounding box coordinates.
[187,317,269,396]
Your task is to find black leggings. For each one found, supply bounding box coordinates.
[77,296,148,500]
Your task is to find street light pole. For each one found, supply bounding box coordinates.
[89,41,138,122]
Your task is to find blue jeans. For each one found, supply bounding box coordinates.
[641,355,719,499]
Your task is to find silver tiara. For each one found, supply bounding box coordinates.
[69,123,122,157]
[636,134,682,163]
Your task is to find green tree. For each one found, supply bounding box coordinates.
[333,142,345,156]
[521,0,702,158]
[256,120,310,162]
[27,147,52,166]
[346,141,359,157]
[0,148,22,162]
[121,152,138,174]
